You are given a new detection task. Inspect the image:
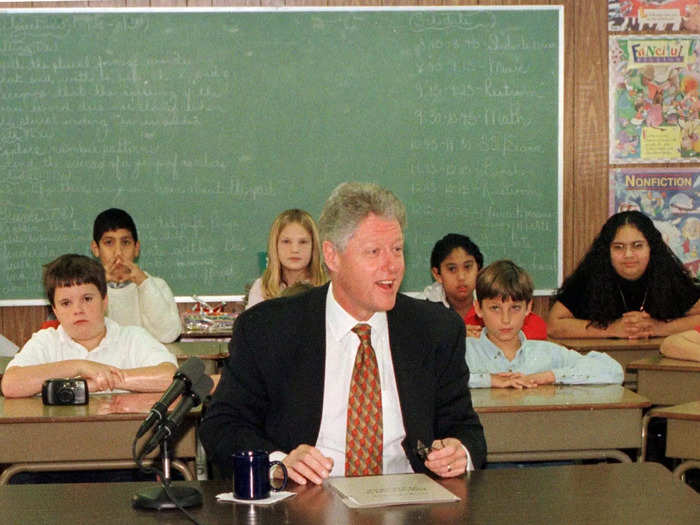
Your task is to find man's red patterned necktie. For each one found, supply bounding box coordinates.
[345,323,383,476]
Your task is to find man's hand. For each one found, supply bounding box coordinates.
[282,444,333,485]
[424,438,468,478]
[490,372,538,389]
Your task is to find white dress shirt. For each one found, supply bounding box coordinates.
[313,283,413,476]
[7,318,178,371]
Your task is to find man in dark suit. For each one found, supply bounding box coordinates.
[201,182,486,483]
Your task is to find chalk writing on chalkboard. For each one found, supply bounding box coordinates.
[0,8,561,301]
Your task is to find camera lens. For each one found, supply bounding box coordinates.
[56,387,75,404]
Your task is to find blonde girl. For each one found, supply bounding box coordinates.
[246,209,326,309]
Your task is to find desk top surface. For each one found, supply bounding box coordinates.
[0,393,183,424]
[0,356,10,376]
[0,463,695,524]
[180,329,232,339]
[627,355,700,372]
[652,401,700,421]
[165,341,228,360]
[549,337,664,352]
[471,384,650,413]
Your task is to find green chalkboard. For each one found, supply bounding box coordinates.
[0,8,562,301]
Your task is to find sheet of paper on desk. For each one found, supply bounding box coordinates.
[327,473,459,508]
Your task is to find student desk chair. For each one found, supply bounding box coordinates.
[627,355,700,406]
[641,401,700,483]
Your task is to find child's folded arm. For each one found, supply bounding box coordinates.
[551,350,623,385]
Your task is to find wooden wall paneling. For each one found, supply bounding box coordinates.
[571,0,608,272]
[211,1,262,7]
[209,1,267,6]
[326,0,381,6]
[150,0,187,7]
[0,307,47,348]
[31,2,90,6]
[284,0,328,6]
[89,1,126,6]
[441,1,478,6]
[560,0,575,278]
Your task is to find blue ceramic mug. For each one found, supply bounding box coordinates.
[233,450,288,500]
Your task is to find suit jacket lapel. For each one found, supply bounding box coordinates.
[296,283,329,445]
[387,294,425,373]
[387,295,426,428]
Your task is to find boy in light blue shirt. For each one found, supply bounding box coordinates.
[466,260,623,389]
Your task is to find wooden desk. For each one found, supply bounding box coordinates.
[0,463,695,524]
[627,356,700,405]
[179,329,232,342]
[472,385,651,463]
[549,337,664,386]
[642,401,700,482]
[0,356,11,377]
[0,394,198,485]
[165,341,228,374]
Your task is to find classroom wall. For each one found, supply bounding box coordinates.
[0,0,602,346]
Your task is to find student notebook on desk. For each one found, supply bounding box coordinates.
[327,473,459,508]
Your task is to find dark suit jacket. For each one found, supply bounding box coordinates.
[200,283,486,478]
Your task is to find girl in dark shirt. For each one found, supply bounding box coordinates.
[548,211,700,339]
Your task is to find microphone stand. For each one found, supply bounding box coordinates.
[132,437,203,510]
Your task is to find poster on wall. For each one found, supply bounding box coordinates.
[609,1,700,31]
[609,36,700,163]
[610,168,700,277]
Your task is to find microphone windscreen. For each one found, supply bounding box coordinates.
[190,374,214,404]
[177,357,205,380]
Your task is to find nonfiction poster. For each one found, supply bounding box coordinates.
[610,36,700,163]
[610,168,700,277]
[609,0,700,31]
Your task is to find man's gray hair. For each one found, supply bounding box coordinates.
[319,182,406,250]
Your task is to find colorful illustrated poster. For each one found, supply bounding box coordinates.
[610,36,700,163]
[609,1,700,31]
[610,168,700,276]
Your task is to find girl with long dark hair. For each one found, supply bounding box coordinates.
[548,211,700,339]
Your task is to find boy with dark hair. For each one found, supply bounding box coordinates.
[423,234,547,339]
[91,208,181,343]
[466,260,623,389]
[1,254,178,398]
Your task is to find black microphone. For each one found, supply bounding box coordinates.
[135,357,205,439]
[138,373,213,461]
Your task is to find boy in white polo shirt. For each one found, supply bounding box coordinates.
[1,254,178,398]
[91,208,181,343]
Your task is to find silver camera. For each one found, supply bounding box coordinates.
[41,378,88,405]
